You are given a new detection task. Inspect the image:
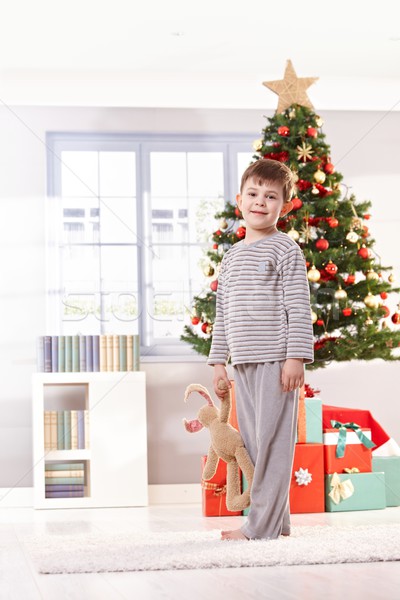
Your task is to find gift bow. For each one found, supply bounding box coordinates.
[328,472,355,505]
[330,420,376,458]
[201,481,226,496]
[343,467,360,474]
[294,467,312,486]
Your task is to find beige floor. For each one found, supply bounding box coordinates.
[1,503,400,600]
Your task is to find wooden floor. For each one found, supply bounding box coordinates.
[1,503,400,600]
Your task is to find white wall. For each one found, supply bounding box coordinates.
[0,106,399,489]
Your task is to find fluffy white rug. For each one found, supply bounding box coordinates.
[24,524,400,574]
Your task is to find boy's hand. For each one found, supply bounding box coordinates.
[281,358,304,392]
[213,365,232,399]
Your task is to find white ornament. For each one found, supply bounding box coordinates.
[295,467,313,486]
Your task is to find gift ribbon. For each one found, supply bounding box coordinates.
[343,467,360,474]
[297,384,306,443]
[328,472,355,505]
[330,420,376,458]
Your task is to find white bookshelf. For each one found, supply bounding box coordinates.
[32,371,148,509]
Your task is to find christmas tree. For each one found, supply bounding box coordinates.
[181,60,400,369]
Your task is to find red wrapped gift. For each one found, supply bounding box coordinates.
[323,427,373,474]
[201,456,242,517]
[290,443,325,513]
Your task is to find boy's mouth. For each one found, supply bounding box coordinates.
[251,210,267,215]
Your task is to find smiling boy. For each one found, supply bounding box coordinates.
[208,158,314,541]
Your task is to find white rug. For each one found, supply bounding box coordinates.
[24,524,400,574]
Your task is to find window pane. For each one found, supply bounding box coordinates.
[188,195,225,244]
[187,153,224,197]
[237,152,254,189]
[100,197,137,244]
[150,153,187,197]
[61,151,99,197]
[99,152,136,197]
[62,197,100,245]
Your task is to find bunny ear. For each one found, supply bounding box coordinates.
[184,383,214,407]
[183,418,204,433]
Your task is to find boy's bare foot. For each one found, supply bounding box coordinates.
[221,528,248,541]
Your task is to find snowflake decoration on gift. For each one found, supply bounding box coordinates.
[295,467,312,486]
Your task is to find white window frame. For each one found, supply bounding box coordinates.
[46,133,254,359]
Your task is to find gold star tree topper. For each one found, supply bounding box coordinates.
[263,60,318,113]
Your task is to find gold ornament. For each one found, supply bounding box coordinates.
[307,265,321,283]
[252,138,263,152]
[364,293,379,309]
[388,273,395,283]
[382,321,388,329]
[219,218,228,230]
[203,264,215,277]
[291,170,299,183]
[206,324,213,335]
[296,142,314,162]
[315,116,324,127]
[334,287,348,300]
[287,227,300,241]
[365,317,374,325]
[288,108,296,119]
[346,230,359,243]
[311,311,318,324]
[352,217,363,230]
[314,169,326,184]
[263,59,319,113]
[311,185,319,195]
[366,270,379,281]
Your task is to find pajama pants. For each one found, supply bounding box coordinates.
[233,362,299,540]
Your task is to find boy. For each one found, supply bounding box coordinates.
[208,158,314,541]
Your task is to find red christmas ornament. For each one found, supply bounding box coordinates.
[342,308,352,317]
[291,197,303,210]
[201,322,210,333]
[324,162,335,174]
[214,229,222,236]
[364,214,371,220]
[380,291,388,300]
[307,127,318,138]
[345,274,356,285]
[297,179,312,191]
[316,238,329,251]
[325,261,338,275]
[381,305,390,318]
[236,226,246,239]
[213,243,218,249]
[328,217,339,228]
[272,142,281,147]
[210,280,218,292]
[358,246,370,259]
[306,261,310,267]
[316,319,325,326]
[392,313,400,325]
[277,220,287,230]
[191,316,200,325]
[362,226,369,238]
[315,184,331,197]
[235,207,241,217]
[278,126,290,136]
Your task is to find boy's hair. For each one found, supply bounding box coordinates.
[240,159,295,203]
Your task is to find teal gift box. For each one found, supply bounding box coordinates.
[325,471,386,512]
[296,398,323,444]
[242,474,250,516]
[372,456,400,507]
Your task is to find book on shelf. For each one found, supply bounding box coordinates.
[44,460,87,498]
[44,410,90,450]
[37,334,140,373]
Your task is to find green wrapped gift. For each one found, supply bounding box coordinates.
[296,398,323,444]
[372,456,400,507]
[325,471,386,512]
[242,473,250,516]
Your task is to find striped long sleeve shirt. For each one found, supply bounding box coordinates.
[208,231,314,366]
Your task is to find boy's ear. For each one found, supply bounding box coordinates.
[279,201,293,218]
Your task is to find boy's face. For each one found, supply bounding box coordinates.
[236,178,289,238]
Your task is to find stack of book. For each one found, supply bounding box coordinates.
[37,334,140,372]
[45,462,85,498]
[44,410,90,450]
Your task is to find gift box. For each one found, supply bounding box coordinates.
[289,443,325,513]
[372,456,400,507]
[323,424,374,474]
[296,397,323,444]
[242,473,250,516]
[325,471,386,512]
[201,455,242,517]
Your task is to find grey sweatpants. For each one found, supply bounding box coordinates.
[234,362,299,540]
